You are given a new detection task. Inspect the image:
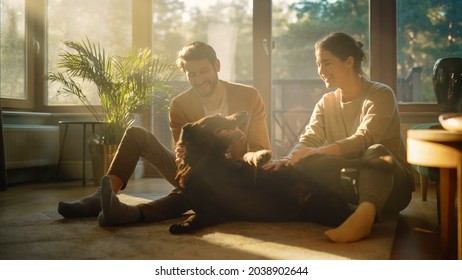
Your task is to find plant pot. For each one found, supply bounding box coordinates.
[89,142,118,186]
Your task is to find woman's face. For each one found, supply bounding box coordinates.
[315,49,353,89]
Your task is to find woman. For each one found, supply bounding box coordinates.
[265,32,414,243]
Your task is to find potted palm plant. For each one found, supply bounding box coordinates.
[48,38,176,184]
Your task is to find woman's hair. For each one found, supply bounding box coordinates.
[176,41,217,72]
[315,32,367,77]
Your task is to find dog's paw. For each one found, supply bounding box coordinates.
[169,215,199,234]
[243,150,272,166]
[169,222,194,234]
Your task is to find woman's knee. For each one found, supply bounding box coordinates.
[361,144,390,160]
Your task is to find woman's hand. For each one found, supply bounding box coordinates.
[263,148,321,171]
[289,148,318,166]
[263,148,319,171]
[263,159,290,171]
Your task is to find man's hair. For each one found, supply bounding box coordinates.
[176,41,217,72]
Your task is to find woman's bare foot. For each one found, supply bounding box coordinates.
[324,201,376,243]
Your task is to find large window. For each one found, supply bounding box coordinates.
[272,0,369,80]
[271,0,370,158]
[146,0,254,155]
[396,0,462,104]
[0,0,26,101]
[47,0,132,106]
[152,0,253,84]
[2,1,457,113]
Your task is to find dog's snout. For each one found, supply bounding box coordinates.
[228,111,249,128]
[235,111,248,118]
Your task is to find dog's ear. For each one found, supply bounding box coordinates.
[179,123,194,144]
[182,123,193,130]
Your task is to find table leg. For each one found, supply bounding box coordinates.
[82,123,86,185]
[439,168,457,259]
[457,165,462,260]
[56,124,69,182]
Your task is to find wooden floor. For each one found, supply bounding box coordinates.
[0,177,455,259]
[390,182,449,259]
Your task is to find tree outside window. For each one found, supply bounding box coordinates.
[0,0,26,100]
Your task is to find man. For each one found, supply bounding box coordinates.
[58,41,270,226]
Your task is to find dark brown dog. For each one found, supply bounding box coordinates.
[170,112,393,234]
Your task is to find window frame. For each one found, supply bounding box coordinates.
[1,0,38,110]
[369,0,439,113]
[1,0,440,114]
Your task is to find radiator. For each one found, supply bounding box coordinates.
[3,124,59,169]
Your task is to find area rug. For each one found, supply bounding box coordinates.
[0,194,397,260]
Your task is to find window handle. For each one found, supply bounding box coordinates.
[262,39,274,56]
[32,37,40,55]
[263,39,269,55]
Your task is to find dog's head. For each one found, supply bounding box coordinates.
[178,111,249,165]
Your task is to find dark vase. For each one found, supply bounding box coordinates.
[433,57,462,112]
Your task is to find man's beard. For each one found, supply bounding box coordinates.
[194,77,219,98]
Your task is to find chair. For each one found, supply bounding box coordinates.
[411,57,462,209]
[411,123,441,201]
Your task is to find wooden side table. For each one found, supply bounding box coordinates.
[407,129,462,259]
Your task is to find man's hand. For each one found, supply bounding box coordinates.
[243,150,272,166]
[175,144,185,165]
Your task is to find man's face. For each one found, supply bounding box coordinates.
[183,59,220,98]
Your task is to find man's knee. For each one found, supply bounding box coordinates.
[122,126,161,147]
[124,126,148,139]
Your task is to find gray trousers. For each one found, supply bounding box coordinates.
[329,144,414,219]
